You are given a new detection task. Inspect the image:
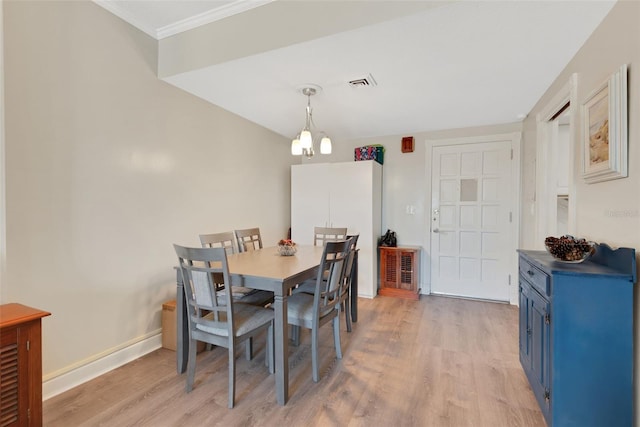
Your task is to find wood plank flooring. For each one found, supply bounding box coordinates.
[43,296,546,427]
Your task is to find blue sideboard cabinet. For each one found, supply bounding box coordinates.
[518,245,636,427]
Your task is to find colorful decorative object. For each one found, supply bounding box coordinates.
[354,145,384,165]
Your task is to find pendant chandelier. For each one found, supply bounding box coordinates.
[291,86,331,158]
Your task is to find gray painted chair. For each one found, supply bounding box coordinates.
[294,226,348,296]
[287,239,351,382]
[234,227,263,252]
[173,244,274,408]
[199,232,275,359]
[293,232,358,333]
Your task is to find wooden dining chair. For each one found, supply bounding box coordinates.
[234,227,263,252]
[287,239,351,382]
[313,226,347,246]
[173,244,274,408]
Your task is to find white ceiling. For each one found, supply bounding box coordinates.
[97,0,616,141]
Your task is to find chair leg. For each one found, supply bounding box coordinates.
[344,298,352,332]
[245,337,253,361]
[333,316,342,359]
[228,345,236,408]
[291,324,301,346]
[186,338,198,392]
[311,326,319,382]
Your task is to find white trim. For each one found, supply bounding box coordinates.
[424,132,522,305]
[156,1,273,40]
[93,0,272,40]
[535,74,578,246]
[43,331,162,400]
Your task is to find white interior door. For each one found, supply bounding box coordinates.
[430,141,513,301]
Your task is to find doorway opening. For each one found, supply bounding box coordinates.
[535,75,577,245]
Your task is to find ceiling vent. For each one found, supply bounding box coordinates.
[348,74,377,88]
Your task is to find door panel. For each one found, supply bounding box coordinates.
[431,141,512,301]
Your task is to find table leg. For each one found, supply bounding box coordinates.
[176,268,188,374]
[273,293,289,405]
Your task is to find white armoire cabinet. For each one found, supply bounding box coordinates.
[291,161,382,298]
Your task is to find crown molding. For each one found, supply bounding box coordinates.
[156,0,273,40]
[94,0,272,41]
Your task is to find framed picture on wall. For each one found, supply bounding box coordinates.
[581,64,628,184]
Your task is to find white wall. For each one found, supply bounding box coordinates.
[3,0,294,389]
[0,0,6,301]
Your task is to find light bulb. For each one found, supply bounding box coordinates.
[299,130,312,149]
[291,138,302,155]
[320,136,332,154]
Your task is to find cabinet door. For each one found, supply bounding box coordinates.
[329,161,372,234]
[291,164,330,245]
[399,250,417,291]
[329,161,380,298]
[518,279,532,369]
[529,288,551,417]
[380,249,398,289]
[0,326,29,426]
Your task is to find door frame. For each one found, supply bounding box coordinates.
[425,132,521,304]
[535,74,578,246]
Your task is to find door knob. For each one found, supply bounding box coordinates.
[433,228,439,233]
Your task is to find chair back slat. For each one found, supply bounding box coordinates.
[313,227,347,246]
[199,231,238,256]
[234,227,263,252]
[314,239,351,318]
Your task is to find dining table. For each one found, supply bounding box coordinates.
[174,244,359,405]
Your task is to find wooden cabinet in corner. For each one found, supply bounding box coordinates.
[379,246,421,300]
[0,303,51,427]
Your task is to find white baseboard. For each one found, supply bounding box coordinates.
[358,292,376,299]
[43,332,163,400]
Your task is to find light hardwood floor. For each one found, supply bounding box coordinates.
[43,296,546,427]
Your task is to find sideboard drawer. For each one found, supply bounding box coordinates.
[519,257,550,296]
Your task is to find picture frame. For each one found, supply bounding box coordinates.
[582,64,628,184]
